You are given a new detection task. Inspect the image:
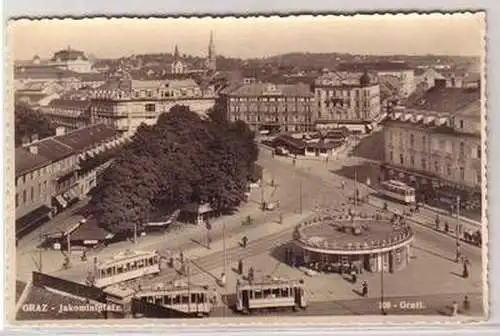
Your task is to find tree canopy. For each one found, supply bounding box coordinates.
[15,104,55,147]
[90,104,258,234]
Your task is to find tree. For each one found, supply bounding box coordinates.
[90,104,258,235]
[15,104,55,147]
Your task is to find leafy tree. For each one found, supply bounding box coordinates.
[90,104,258,235]
[15,104,55,147]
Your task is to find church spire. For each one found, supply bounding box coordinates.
[174,44,180,60]
[207,31,216,72]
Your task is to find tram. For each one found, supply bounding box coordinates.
[135,283,215,317]
[93,250,161,288]
[235,278,307,314]
[379,180,416,204]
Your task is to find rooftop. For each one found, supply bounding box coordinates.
[47,98,91,110]
[15,147,50,176]
[51,47,88,62]
[54,124,119,152]
[296,213,414,253]
[69,219,114,242]
[405,86,480,114]
[227,82,313,97]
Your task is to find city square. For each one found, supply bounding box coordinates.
[9,13,485,323]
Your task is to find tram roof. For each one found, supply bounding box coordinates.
[136,284,211,296]
[97,249,158,268]
[237,278,304,289]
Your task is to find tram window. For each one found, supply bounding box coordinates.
[107,267,113,276]
[200,293,206,303]
[131,261,137,270]
[272,288,280,297]
[155,296,162,305]
[173,295,180,304]
[254,290,263,299]
[148,257,154,266]
[137,259,144,268]
[263,289,272,298]
[100,270,105,278]
[147,296,153,303]
[181,295,189,304]
[280,288,289,297]
[165,296,172,305]
[116,265,124,274]
[191,294,197,303]
[125,263,130,271]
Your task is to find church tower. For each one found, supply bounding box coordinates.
[206,31,216,72]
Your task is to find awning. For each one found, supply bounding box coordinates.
[16,205,51,236]
[55,195,68,208]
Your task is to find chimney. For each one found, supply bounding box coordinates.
[21,136,30,147]
[29,145,38,155]
[56,126,66,136]
[434,79,446,89]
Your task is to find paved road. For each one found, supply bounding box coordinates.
[210,292,483,317]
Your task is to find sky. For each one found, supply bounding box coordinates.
[8,13,485,60]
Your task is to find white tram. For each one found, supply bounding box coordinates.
[93,250,161,288]
[379,180,416,204]
[235,278,307,314]
[135,283,215,317]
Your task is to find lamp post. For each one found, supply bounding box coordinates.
[456,195,461,243]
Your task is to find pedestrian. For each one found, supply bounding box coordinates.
[81,250,87,262]
[179,250,184,264]
[462,261,469,279]
[351,268,357,283]
[462,296,470,314]
[248,267,254,283]
[435,215,440,230]
[341,181,345,190]
[445,222,449,233]
[238,259,243,275]
[451,301,459,316]
[220,272,227,287]
[362,281,368,297]
[242,236,248,248]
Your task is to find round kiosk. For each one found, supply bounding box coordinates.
[293,212,415,274]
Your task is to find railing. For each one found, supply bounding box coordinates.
[294,214,414,252]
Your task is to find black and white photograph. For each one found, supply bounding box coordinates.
[7,13,487,325]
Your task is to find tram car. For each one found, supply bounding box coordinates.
[92,250,161,288]
[235,278,307,314]
[379,180,416,204]
[135,283,215,317]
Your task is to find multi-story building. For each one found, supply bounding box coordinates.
[313,71,381,133]
[381,79,481,209]
[219,82,314,133]
[15,125,124,238]
[90,78,216,136]
[50,47,94,73]
[40,99,92,130]
[336,62,415,98]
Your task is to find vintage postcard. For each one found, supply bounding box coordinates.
[6,12,487,327]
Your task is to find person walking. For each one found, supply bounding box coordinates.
[462,296,470,314]
[242,236,248,248]
[238,259,243,275]
[362,281,368,297]
[451,301,459,316]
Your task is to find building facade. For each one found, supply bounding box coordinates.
[314,71,381,131]
[336,62,416,98]
[40,99,92,130]
[381,81,481,210]
[220,82,314,133]
[90,78,216,136]
[15,125,124,238]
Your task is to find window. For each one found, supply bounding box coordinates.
[477,145,481,159]
[399,154,404,165]
[422,135,426,148]
[459,167,465,180]
[410,155,415,167]
[15,193,19,208]
[421,158,427,170]
[434,161,439,174]
[23,190,27,204]
[476,170,481,184]
[446,164,452,176]
[460,120,464,129]
[389,151,393,162]
[410,134,414,147]
[145,103,156,112]
[459,142,465,157]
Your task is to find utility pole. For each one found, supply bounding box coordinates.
[299,180,303,214]
[381,255,386,315]
[223,221,227,276]
[456,195,461,243]
[134,221,137,245]
[354,168,358,214]
[67,230,71,255]
[187,259,191,313]
[39,231,43,272]
[261,178,265,210]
